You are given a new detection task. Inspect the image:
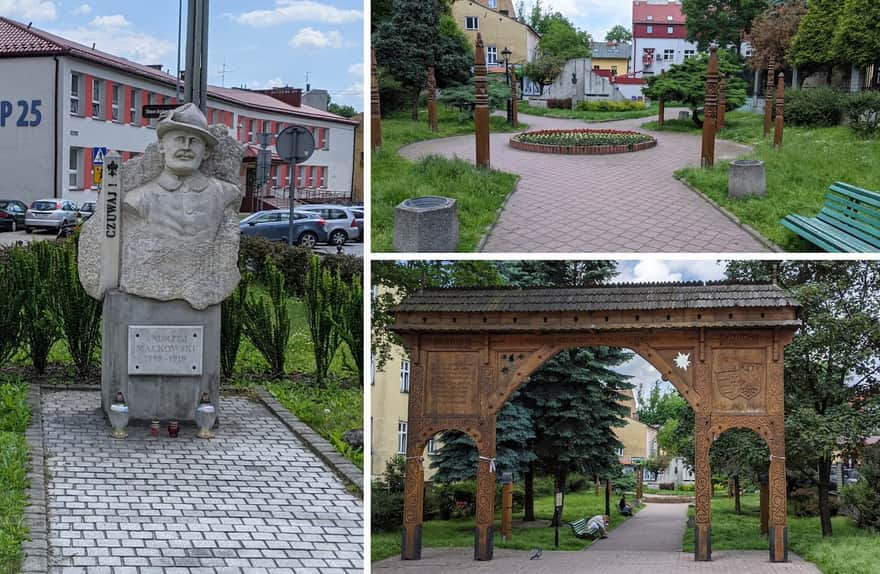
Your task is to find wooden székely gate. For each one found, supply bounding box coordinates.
[391,282,800,562]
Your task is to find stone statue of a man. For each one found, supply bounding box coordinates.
[79,103,243,310]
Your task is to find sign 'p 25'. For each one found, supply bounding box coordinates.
[0,100,43,127]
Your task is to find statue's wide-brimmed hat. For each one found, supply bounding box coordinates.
[157,103,218,147]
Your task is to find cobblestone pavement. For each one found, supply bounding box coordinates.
[42,390,363,574]
[398,111,769,253]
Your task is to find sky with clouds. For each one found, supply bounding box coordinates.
[0,0,364,110]
[519,0,633,42]
[612,260,728,406]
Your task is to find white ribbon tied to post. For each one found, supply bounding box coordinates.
[479,456,496,473]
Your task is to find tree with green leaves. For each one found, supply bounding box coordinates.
[681,0,769,52]
[833,0,880,70]
[328,102,358,118]
[243,260,291,378]
[710,429,769,514]
[636,381,689,427]
[789,0,844,84]
[746,0,806,72]
[726,261,880,537]
[523,7,591,91]
[605,25,633,44]
[642,51,748,126]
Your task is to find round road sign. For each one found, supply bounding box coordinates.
[276,125,316,164]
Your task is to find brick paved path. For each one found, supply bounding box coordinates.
[42,390,362,574]
[398,111,769,252]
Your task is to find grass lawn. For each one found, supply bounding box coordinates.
[372,489,632,562]
[0,378,31,573]
[518,101,666,122]
[641,112,880,251]
[682,494,880,574]
[372,108,523,252]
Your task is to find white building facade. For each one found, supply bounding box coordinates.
[631,0,699,76]
[0,17,358,209]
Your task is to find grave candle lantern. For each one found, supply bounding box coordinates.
[195,393,217,439]
[109,392,130,439]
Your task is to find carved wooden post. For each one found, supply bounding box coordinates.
[636,464,643,500]
[510,68,519,128]
[700,47,719,168]
[427,66,438,132]
[501,480,513,540]
[764,56,775,137]
[718,76,726,130]
[760,473,770,536]
[474,33,490,168]
[474,419,497,561]
[401,450,424,559]
[773,72,785,149]
[658,70,665,128]
[769,419,789,562]
[694,415,712,561]
[371,48,382,151]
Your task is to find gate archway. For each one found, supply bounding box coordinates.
[391,282,800,562]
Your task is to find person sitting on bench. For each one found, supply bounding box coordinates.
[619,495,633,516]
[587,514,609,539]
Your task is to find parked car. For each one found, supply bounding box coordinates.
[296,204,360,245]
[0,199,28,232]
[240,209,328,247]
[78,201,97,220]
[350,206,364,242]
[25,199,78,233]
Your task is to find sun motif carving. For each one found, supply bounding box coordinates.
[674,352,691,371]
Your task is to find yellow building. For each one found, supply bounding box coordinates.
[613,388,658,468]
[590,41,633,76]
[351,113,364,203]
[450,0,541,66]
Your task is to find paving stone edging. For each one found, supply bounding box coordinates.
[675,176,783,252]
[476,177,521,252]
[19,384,48,574]
[257,388,364,495]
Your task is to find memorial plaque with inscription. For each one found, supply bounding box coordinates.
[426,352,478,415]
[129,326,203,376]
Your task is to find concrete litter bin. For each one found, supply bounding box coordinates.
[393,196,459,252]
[728,160,767,199]
[678,111,691,121]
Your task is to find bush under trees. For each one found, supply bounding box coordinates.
[220,273,250,379]
[304,257,343,385]
[10,242,61,374]
[841,444,880,531]
[242,260,291,378]
[576,100,646,112]
[846,90,880,138]
[784,87,846,127]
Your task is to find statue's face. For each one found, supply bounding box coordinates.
[159,129,207,175]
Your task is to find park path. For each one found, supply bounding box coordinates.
[372,502,821,574]
[398,110,769,253]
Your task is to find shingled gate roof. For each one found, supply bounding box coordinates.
[395,282,799,313]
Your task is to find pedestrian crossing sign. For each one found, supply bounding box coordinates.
[92,147,108,165]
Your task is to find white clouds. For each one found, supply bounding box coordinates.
[0,0,56,20]
[49,14,174,64]
[347,62,363,77]
[234,0,362,27]
[289,27,342,49]
[72,3,92,15]
[90,14,130,27]
[248,77,286,90]
[617,260,727,283]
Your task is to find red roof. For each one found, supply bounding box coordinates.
[632,0,685,25]
[0,16,357,126]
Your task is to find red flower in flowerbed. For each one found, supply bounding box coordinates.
[510,129,657,154]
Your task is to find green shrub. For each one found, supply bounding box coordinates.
[0,259,24,368]
[332,272,363,380]
[10,242,61,374]
[220,273,251,379]
[679,483,695,492]
[304,257,342,384]
[840,444,880,530]
[576,99,645,112]
[372,484,405,532]
[238,235,312,297]
[846,90,880,138]
[784,87,845,127]
[788,487,840,518]
[433,480,477,518]
[612,473,637,493]
[0,381,30,433]
[47,238,101,379]
[242,260,291,377]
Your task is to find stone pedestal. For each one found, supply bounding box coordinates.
[728,160,767,198]
[393,196,459,252]
[102,290,220,422]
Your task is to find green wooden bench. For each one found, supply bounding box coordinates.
[780,182,880,252]
[569,518,600,539]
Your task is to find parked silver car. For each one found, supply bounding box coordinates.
[25,199,79,233]
[296,204,360,245]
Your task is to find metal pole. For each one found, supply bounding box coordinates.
[184,0,209,112]
[287,133,298,246]
[199,0,209,113]
[176,0,182,103]
[184,0,196,104]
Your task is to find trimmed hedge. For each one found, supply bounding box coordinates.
[784,87,846,127]
[576,100,646,112]
[846,90,880,138]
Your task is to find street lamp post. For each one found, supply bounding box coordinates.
[502,46,512,124]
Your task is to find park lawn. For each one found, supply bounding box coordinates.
[372,489,631,562]
[518,101,664,121]
[641,112,880,251]
[372,108,523,252]
[682,494,880,574]
[0,379,31,574]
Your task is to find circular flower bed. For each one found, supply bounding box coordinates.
[510,129,657,155]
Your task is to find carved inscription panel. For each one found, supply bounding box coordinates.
[425,352,479,416]
[712,348,766,412]
[128,326,203,376]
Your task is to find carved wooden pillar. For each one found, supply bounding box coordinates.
[773,73,785,149]
[427,66,438,132]
[760,473,769,536]
[474,417,497,561]
[764,56,775,137]
[474,33,490,168]
[694,414,713,561]
[510,68,519,128]
[658,70,665,128]
[701,47,719,168]
[401,339,423,560]
[371,48,382,151]
[718,77,726,130]
[769,421,788,562]
[636,464,643,500]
